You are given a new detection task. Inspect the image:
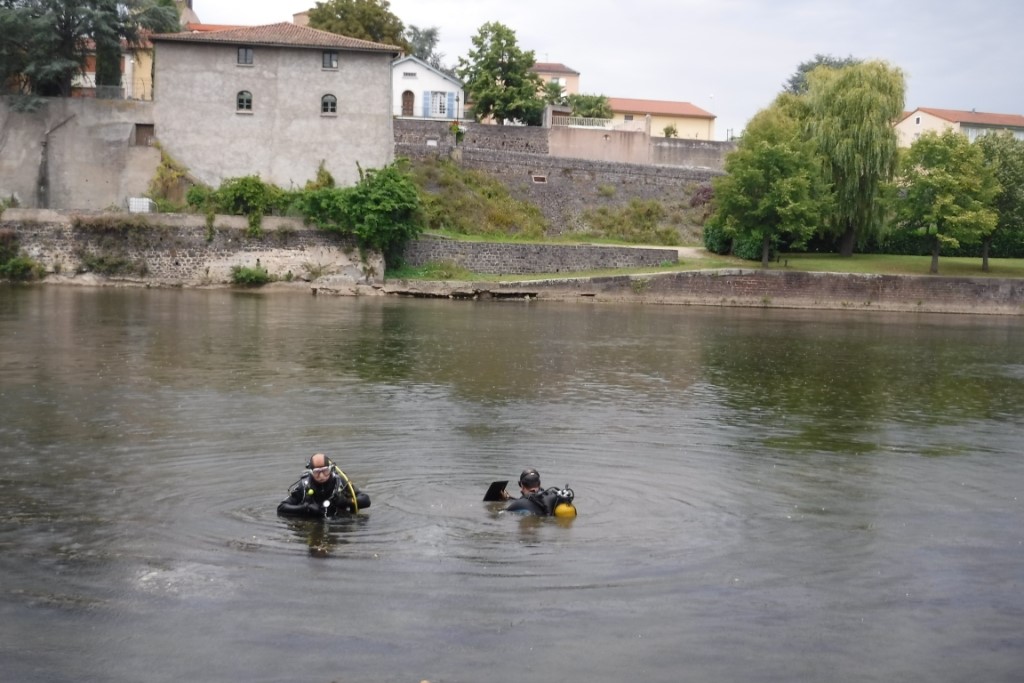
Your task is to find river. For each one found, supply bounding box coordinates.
[1,285,1022,683]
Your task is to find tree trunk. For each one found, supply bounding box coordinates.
[982,237,991,273]
[761,234,771,268]
[838,222,856,257]
[930,235,940,274]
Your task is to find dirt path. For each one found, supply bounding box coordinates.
[676,246,706,259]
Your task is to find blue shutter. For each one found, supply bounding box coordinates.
[447,92,455,119]
[422,91,430,118]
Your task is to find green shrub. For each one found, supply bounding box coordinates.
[0,255,44,280]
[230,264,272,285]
[214,175,281,235]
[0,229,45,280]
[186,184,213,211]
[295,186,349,231]
[342,162,423,260]
[733,233,771,262]
[702,221,732,255]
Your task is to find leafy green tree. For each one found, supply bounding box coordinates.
[405,24,451,72]
[895,130,999,274]
[456,21,544,126]
[404,24,437,59]
[974,131,1024,271]
[663,124,678,138]
[805,60,905,256]
[297,161,422,261]
[307,0,409,51]
[707,97,826,266]
[567,93,611,119]
[783,53,861,95]
[0,0,176,98]
[93,0,177,92]
[343,161,422,259]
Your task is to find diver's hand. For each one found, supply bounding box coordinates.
[499,489,511,501]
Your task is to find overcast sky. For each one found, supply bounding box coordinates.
[194,0,1024,140]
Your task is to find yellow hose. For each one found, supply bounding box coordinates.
[332,465,359,513]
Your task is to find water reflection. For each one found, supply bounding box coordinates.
[282,516,365,558]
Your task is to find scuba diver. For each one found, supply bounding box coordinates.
[496,468,577,518]
[277,453,371,518]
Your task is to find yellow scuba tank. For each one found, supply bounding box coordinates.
[554,502,577,518]
[553,486,576,518]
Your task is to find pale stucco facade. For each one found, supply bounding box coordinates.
[151,25,398,189]
[392,56,464,119]
[895,107,1024,147]
[531,63,581,96]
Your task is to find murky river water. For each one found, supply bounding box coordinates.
[1,286,1022,683]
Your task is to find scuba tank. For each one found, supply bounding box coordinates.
[531,485,577,518]
[551,485,577,518]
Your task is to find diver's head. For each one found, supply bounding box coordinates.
[307,452,333,484]
[519,468,541,493]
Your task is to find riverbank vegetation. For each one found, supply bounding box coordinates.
[0,228,44,280]
[706,57,1024,275]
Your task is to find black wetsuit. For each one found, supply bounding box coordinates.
[277,470,371,518]
[505,488,559,516]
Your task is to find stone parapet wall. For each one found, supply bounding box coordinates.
[401,235,678,275]
[1,209,377,285]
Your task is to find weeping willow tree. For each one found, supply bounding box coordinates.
[805,61,905,256]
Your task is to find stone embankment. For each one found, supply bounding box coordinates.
[3,209,1023,315]
[379,269,1024,316]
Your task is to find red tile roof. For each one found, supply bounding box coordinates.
[912,107,1024,128]
[608,97,715,119]
[531,62,580,75]
[151,22,401,54]
[183,23,246,32]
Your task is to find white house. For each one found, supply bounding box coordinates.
[392,55,464,120]
[895,107,1024,147]
[150,22,400,188]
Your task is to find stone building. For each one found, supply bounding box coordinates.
[150,22,400,188]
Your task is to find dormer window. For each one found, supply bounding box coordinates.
[322,51,338,69]
[237,47,254,65]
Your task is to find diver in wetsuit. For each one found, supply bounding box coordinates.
[277,453,370,518]
[503,468,576,517]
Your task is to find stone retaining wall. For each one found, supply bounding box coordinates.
[1,209,673,282]
[5,210,1022,315]
[402,235,678,275]
[1,209,377,285]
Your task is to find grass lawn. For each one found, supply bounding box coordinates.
[771,253,1024,279]
[390,250,1024,282]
